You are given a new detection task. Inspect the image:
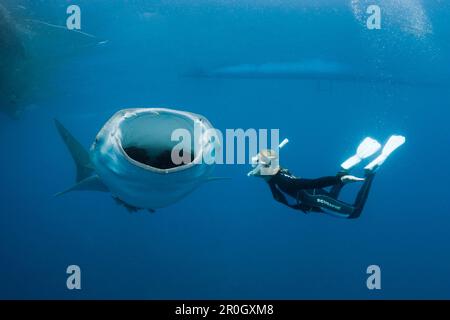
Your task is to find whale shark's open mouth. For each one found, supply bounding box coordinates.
[120,111,198,170]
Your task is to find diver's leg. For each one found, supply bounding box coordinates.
[302,172,375,219]
[301,190,355,218]
[299,173,375,219]
[329,183,345,198]
[329,175,346,198]
[328,169,362,199]
[316,173,376,219]
[348,173,376,219]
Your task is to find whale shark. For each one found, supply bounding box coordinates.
[190,60,444,88]
[0,3,106,118]
[0,3,30,117]
[55,108,220,212]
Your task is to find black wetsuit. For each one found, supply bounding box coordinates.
[266,169,375,219]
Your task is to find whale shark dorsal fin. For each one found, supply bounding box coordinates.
[54,119,93,182]
[55,175,108,197]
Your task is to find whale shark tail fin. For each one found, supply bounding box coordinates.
[54,119,94,182]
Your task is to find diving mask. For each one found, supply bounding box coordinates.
[248,149,280,176]
[248,139,288,177]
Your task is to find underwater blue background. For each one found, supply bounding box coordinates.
[1,0,450,299]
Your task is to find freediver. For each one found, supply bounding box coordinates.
[248,136,405,219]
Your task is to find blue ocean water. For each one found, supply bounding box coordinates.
[1,0,450,299]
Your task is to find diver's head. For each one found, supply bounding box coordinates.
[248,149,280,177]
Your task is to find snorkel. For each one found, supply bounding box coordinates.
[279,138,290,149]
[247,138,289,177]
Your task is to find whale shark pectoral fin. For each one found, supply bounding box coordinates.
[54,119,93,182]
[112,197,141,212]
[54,175,108,197]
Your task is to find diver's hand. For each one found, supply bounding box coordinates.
[340,175,365,183]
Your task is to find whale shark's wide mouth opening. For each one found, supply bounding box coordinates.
[120,111,198,170]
